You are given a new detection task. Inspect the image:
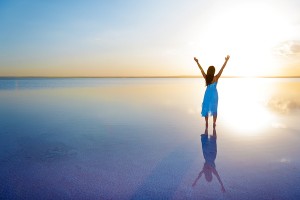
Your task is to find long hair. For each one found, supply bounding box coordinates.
[205,66,215,86]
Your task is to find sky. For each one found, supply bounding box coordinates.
[0,0,300,77]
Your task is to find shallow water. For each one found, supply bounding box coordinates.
[0,78,300,199]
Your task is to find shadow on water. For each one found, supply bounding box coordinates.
[130,147,195,200]
[192,128,225,193]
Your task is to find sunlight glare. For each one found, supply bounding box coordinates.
[220,79,274,135]
[193,2,293,76]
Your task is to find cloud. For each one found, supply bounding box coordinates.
[290,42,300,53]
[267,98,300,114]
[271,122,286,129]
[273,40,300,57]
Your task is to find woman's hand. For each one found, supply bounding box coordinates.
[225,55,230,61]
[221,186,226,193]
[194,57,199,63]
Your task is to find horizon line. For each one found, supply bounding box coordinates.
[0,75,300,78]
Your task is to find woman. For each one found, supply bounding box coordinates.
[194,55,230,128]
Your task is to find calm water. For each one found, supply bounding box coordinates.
[0,78,300,199]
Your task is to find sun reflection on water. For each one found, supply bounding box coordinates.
[219,79,274,135]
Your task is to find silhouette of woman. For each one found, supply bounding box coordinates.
[194,55,230,128]
[192,128,225,192]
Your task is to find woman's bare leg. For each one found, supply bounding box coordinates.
[213,114,217,128]
[205,116,208,128]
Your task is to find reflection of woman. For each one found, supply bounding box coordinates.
[192,128,225,192]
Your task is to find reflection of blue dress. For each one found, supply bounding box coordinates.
[201,134,217,168]
[201,82,218,117]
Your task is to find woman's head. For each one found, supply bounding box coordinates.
[204,163,213,182]
[206,66,215,86]
[204,171,213,182]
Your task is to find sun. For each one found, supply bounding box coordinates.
[193,2,293,77]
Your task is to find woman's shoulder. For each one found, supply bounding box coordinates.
[212,76,218,84]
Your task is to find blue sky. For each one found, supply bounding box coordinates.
[1,0,300,76]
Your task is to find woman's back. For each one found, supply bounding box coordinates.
[202,82,218,117]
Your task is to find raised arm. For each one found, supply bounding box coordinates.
[212,168,226,192]
[192,170,204,187]
[194,57,206,79]
[215,55,230,80]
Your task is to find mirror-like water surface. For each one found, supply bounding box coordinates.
[0,78,300,199]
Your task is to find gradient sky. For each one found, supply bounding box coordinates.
[1,0,300,77]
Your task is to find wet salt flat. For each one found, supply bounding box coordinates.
[0,78,300,199]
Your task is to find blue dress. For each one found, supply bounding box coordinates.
[201,82,218,117]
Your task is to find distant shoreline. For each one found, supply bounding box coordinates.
[0,76,300,79]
